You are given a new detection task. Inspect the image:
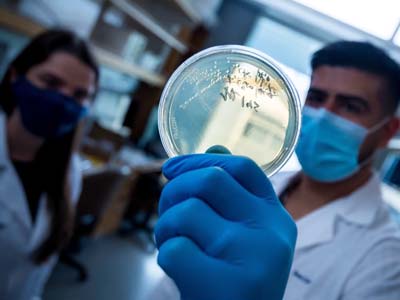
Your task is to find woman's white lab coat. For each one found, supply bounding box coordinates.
[0,111,81,300]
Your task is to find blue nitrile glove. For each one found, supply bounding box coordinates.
[155,154,297,300]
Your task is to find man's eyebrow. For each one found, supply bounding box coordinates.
[336,94,370,109]
[307,87,328,96]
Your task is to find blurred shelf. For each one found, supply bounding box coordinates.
[0,7,43,36]
[171,0,202,24]
[0,6,165,87]
[92,46,166,87]
[110,0,188,54]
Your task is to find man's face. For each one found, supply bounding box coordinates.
[305,66,399,161]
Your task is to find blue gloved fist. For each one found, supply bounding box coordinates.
[155,154,297,300]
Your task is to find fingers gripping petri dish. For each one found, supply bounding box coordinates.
[158,45,301,177]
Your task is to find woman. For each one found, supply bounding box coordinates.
[0,29,98,299]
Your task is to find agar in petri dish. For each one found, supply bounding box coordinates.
[158,45,301,177]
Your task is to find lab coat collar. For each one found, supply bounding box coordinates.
[0,111,55,251]
[272,171,383,250]
[334,173,383,226]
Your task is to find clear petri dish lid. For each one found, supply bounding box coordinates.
[158,45,301,177]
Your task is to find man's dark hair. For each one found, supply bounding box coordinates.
[311,41,400,114]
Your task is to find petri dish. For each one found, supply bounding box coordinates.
[158,45,301,177]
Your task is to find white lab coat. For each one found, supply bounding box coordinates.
[0,111,82,300]
[150,171,400,300]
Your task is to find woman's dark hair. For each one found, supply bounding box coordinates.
[0,29,99,263]
[311,41,400,114]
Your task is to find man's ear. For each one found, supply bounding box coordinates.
[380,117,400,147]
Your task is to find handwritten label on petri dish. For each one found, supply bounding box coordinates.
[179,63,280,112]
[219,64,279,113]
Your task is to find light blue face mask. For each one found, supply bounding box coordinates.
[295,106,388,182]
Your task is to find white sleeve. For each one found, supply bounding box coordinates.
[146,275,180,300]
[341,238,400,300]
[68,153,83,207]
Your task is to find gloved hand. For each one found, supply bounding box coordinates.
[155,154,297,300]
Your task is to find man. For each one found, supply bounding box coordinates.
[153,41,400,300]
[276,41,400,299]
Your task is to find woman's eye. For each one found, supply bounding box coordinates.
[40,76,61,89]
[74,91,89,101]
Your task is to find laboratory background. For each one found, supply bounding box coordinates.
[0,0,399,299]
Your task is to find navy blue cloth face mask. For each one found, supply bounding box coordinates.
[11,77,89,138]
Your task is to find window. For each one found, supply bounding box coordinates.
[293,0,400,40]
[394,29,400,46]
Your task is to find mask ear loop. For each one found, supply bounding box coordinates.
[367,117,391,134]
[357,117,391,168]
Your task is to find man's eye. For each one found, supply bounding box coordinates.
[344,102,363,114]
[306,94,324,105]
